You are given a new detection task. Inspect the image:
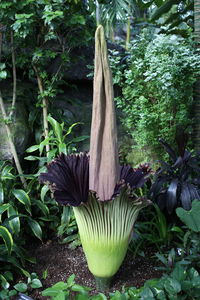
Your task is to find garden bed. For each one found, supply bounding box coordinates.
[27,240,163,299]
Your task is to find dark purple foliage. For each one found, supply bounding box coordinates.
[39,153,89,206]
[150,139,200,214]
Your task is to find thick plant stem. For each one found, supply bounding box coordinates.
[33,65,50,156]
[94,276,112,291]
[0,92,27,189]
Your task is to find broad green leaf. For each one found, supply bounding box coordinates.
[0,204,10,215]
[0,226,13,254]
[71,284,92,295]
[14,282,28,292]
[163,277,181,294]
[30,278,43,289]
[7,206,20,235]
[12,189,31,215]
[42,288,60,297]
[0,183,4,203]
[27,218,42,241]
[176,200,200,232]
[41,185,49,202]
[54,291,66,300]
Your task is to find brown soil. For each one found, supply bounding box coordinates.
[25,239,163,299]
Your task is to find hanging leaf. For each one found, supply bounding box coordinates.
[40,185,49,202]
[27,218,42,241]
[0,226,13,254]
[0,204,10,215]
[12,189,31,215]
[7,206,20,235]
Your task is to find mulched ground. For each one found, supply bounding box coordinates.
[24,239,163,299]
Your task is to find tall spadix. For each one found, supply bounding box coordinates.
[89,25,119,201]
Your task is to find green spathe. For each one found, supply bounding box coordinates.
[73,190,149,279]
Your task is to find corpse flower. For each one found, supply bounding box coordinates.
[40,25,151,291]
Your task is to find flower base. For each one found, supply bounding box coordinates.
[94,276,113,291]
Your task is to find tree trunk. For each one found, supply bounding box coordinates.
[193,0,200,150]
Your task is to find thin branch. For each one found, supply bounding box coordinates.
[10,31,17,117]
[0,92,27,189]
[33,64,50,156]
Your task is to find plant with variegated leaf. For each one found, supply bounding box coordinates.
[40,25,151,291]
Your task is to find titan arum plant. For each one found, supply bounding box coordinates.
[40,25,151,291]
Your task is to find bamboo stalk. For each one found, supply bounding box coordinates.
[33,65,50,155]
[0,92,27,189]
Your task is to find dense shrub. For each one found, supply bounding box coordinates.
[110,31,200,160]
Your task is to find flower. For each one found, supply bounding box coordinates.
[40,152,89,206]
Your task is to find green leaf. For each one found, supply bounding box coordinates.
[0,204,10,215]
[42,269,48,280]
[26,145,40,153]
[7,206,20,235]
[71,284,91,295]
[58,142,67,154]
[0,226,13,254]
[34,200,49,215]
[176,200,200,232]
[65,122,82,136]
[0,183,4,203]
[163,277,181,294]
[54,291,67,300]
[14,282,28,292]
[27,218,42,241]
[30,278,43,289]
[75,295,90,300]
[0,274,10,289]
[41,185,49,202]
[91,293,107,300]
[67,274,75,287]
[3,271,13,282]
[1,165,15,180]
[48,115,63,142]
[12,189,31,215]
[42,282,68,297]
